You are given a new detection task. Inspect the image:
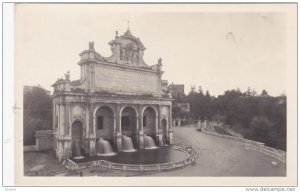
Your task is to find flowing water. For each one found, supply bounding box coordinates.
[122,135,136,152]
[72,142,85,159]
[144,135,158,149]
[96,137,116,156]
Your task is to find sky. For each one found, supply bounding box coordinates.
[15,4,287,96]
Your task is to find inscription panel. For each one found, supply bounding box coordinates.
[95,65,159,94]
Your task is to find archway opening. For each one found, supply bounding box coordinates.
[95,106,116,156]
[143,107,157,149]
[142,107,156,136]
[71,121,85,159]
[95,106,114,140]
[121,107,137,152]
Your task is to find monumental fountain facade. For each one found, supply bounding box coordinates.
[52,29,173,161]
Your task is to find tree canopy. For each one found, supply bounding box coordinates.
[23,86,52,145]
[173,87,286,150]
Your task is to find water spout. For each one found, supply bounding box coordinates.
[144,135,158,149]
[72,142,85,159]
[96,137,116,156]
[122,135,136,152]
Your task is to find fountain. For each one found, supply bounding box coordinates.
[122,135,136,152]
[163,136,169,146]
[72,142,85,159]
[96,137,116,156]
[144,135,158,149]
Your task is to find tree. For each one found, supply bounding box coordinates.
[261,89,269,97]
[184,86,286,150]
[198,86,204,96]
[246,116,273,142]
[23,86,52,145]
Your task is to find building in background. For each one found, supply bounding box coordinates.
[168,84,190,126]
[168,84,185,97]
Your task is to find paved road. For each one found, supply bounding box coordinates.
[148,126,286,176]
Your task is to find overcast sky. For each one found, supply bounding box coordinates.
[15,4,286,96]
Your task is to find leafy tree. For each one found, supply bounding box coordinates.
[261,89,269,97]
[185,86,286,150]
[23,86,52,145]
[246,116,273,142]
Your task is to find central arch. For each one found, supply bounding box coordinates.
[120,106,138,151]
[120,106,137,136]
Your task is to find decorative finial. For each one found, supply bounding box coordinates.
[127,19,130,31]
[158,57,162,65]
[65,71,70,80]
[89,41,94,50]
[115,31,118,39]
[125,19,132,36]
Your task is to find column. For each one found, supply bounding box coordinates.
[57,103,60,135]
[91,64,95,93]
[64,103,72,158]
[65,103,69,135]
[156,105,163,146]
[168,104,173,144]
[68,103,72,136]
[52,102,56,132]
[52,102,56,151]
[113,113,117,150]
[59,103,65,136]
[57,100,65,160]
[158,105,161,131]
[85,104,89,136]
[116,105,122,151]
[90,103,94,135]
[88,103,96,157]
[138,105,144,149]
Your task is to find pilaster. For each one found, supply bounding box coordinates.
[138,105,144,149]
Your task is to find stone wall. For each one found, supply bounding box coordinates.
[94,64,159,94]
[35,130,53,151]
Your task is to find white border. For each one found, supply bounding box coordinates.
[3,2,15,187]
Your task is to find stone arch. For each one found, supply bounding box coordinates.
[119,106,138,136]
[119,106,139,150]
[141,105,158,117]
[142,106,158,136]
[93,104,116,117]
[94,105,115,140]
[119,105,139,118]
[71,120,85,158]
[69,117,84,137]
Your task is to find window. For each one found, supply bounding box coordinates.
[121,116,130,128]
[143,116,147,127]
[97,116,103,130]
